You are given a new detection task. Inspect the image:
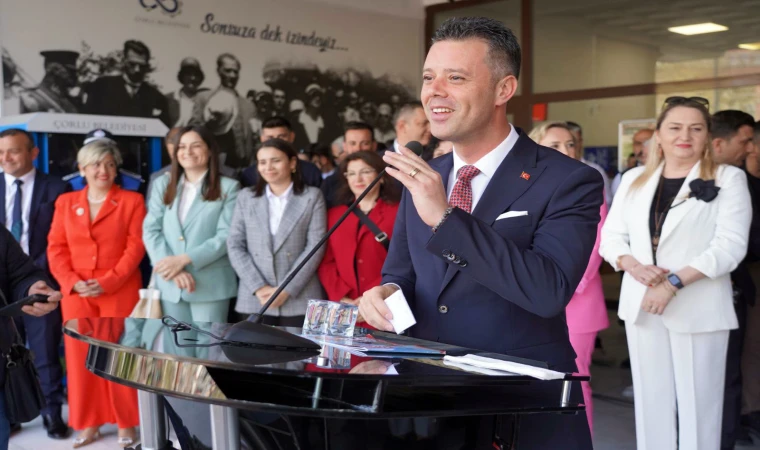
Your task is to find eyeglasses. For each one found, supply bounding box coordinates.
[662,96,710,110]
[344,169,377,179]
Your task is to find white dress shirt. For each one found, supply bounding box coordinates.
[266,182,294,235]
[4,169,36,254]
[321,168,335,180]
[178,171,207,226]
[299,111,324,144]
[447,125,519,210]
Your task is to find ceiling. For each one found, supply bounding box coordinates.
[473,0,760,59]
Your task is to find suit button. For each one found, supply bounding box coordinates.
[453,256,461,264]
[92,256,96,261]
[447,254,456,261]
[439,305,448,314]
[442,249,451,258]
[358,259,363,264]
[179,236,184,241]
[460,260,468,267]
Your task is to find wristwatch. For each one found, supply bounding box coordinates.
[667,273,684,290]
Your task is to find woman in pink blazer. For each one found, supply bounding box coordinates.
[530,121,609,434]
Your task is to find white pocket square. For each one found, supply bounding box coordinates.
[496,211,528,221]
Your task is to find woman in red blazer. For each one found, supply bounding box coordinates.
[47,139,145,448]
[318,151,401,322]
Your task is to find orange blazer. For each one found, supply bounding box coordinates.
[47,185,146,297]
[318,199,399,300]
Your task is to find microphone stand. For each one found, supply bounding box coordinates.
[222,141,423,350]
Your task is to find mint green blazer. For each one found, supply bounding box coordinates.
[143,173,240,304]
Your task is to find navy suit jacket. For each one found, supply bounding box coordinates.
[0,172,70,288]
[239,159,323,189]
[382,131,604,368]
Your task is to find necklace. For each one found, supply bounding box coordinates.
[87,193,107,204]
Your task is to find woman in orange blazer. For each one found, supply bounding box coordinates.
[318,151,400,323]
[47,139,145,448]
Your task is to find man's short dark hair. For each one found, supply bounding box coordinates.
[123,40,151,60]
[344,121,374,140]
[711,110,756,140]
[566,121,582,135]
[393,101,424,125]
[262,116,293,131]
[216,53,240,68]
[432,17,521,81]
[0,128,35,149]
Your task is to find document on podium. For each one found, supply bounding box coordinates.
[303,333,446,358]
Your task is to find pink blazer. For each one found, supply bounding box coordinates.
[566,202,610,334]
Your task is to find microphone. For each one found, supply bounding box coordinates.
[222,141,425,350]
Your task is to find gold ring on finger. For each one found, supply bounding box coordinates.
[409,168,420,178]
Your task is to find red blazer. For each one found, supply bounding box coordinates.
[318,199,399,300]
[47,185,146,297]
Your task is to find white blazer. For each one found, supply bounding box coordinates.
[600,161,751,333]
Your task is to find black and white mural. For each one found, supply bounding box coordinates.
[0,0,422,169]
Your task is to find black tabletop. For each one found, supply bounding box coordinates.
[64,317,587,418]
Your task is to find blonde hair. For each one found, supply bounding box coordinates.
[77,139,123,169]
[629,101,717,191]
[528,121,575,145]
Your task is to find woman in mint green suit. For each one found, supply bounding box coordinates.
[143,125,240,323]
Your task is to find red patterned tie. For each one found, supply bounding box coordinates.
[449,165,481,213]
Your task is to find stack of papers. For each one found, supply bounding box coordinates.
[443,354,566,380]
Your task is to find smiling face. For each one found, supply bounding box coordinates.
[345,159,380,199]
[257,146,296,186]
[176,131,211,172]
[82,154,117,190]
[656,106,709,165]
[421,39,516,147]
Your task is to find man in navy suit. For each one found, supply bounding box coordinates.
[359,18,602,449]
[0,129,71,439]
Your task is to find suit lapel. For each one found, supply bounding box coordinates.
[28,172,47,242]
[657,162,701,246]
[273,193,307,254]
[72,188,91,230]
[632,164,664,265]
[439,134,546,294]
[181,186,205,229]
[92,185,120,226]
[0,177,6,225]
[253,194,273,253]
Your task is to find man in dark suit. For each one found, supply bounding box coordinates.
[0,129,70,439]
[83,40,169,126]
[710,110,758,449]
[239,116,322,188]
[359,17,601,449]
[0,226,63,449]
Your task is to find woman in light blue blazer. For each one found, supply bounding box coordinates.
[143,125,240,323]
[227,138,326,326]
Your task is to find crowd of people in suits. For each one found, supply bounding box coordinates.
[1,74,760,450]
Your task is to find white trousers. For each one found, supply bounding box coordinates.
[625,313,729,450]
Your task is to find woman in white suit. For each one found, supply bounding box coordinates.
[600,97,752,450]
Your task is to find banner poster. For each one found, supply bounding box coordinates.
[0,0,423,170]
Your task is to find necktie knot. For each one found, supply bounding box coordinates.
[456,165,480,183]
[14,179,23,187]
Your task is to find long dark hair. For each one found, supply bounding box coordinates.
[335,151,400,206]
[253,138,305,197]
[163,125,223,205]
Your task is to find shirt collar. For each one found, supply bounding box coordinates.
[265,182,294,201]
[180,171,207,189]
[451,125,519,180]
[4,168,36,188]
[393,140,400,153]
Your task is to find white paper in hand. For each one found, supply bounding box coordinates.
[384,289,416,334]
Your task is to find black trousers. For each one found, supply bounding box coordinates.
[14,309,65,416]
[721,295,748,449]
